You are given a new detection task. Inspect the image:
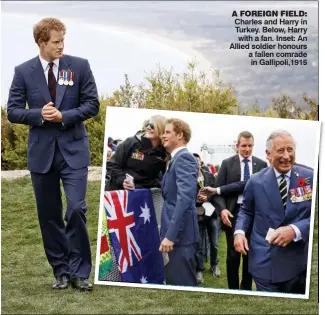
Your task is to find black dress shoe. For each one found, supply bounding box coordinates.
[52,276,69,289]
[71,278,93,291]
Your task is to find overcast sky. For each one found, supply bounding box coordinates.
[105,107,320,168]
[1,1,318,107]
[1,11,201,104]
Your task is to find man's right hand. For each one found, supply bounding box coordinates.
[41,102,55,121]
[220,209,234,227]
[234,234,249,255]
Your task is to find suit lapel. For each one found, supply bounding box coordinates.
[31,57,52,104]
[55,55,71,109]
[284,166,300,219]
[162,148,187,191]
[162,168,167,191]
[252,156,259,174]
[233,155,241,181]
[262,167,285,224]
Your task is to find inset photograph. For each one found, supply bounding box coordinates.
[95,106,320,299]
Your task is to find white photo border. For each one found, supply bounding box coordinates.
[94,106,321,300]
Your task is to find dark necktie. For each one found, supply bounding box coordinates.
[48,62,56,104]
[279,174,288,210]
[243,159,250,181]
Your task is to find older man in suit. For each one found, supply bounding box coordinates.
[208,131,267,290]
[234,130,313,294]
[159,118,199,286]
[7,18,99,291]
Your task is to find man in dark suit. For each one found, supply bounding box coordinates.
[234,130,313,293]
[209,131,267,290]
[7,18,99,291]
[193,153,221,284]
[159,118,199,286]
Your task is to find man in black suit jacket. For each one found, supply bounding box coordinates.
[204,131,267,290]
[193,154,221,284]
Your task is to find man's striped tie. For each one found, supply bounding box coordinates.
[279,174,288,210]
[48,62,56,104]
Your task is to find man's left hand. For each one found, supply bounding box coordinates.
[268,226,296,247]
[42,106,63,122]
[198,195,208,202]
[159,238,174,253]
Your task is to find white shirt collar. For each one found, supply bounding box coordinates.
[273,167,291,179]
[39,55,60,71]
[239,154,252,162]
[171,146,186,158]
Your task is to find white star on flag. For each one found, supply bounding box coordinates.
[140,276,148,284]
[140,202,151,224]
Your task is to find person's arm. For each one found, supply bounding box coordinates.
[7,67,43,126]
[106,138,133,189]
[61,59,100,125]
[289,218,310,242]
[211,161,227,215]
[234,178,255,234]
[165,153,198,242]
[219,181,246,196]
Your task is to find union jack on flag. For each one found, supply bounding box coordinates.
[103,189,165,284]
[104,190,142,273]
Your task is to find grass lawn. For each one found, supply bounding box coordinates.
[1,178,318,314]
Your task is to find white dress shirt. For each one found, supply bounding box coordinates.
[170,146,186,158]
[39,56,63,125]
[273,168,301,242]
[39,55,59,83]
[234,167,302,242]
[237,155,253,204]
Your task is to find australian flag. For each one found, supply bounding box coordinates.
[104,189,165,284]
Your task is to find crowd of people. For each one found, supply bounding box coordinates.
[105,115,313,294]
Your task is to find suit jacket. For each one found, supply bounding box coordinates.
[235,165,313,283]
[214,155,268,214]
[160,148,199,246]
[219,181,246,197]
[7,54,100,173]
[294,162,314,171]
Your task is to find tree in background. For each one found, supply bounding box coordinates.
[1,62,318,170]
[106,62,239,114]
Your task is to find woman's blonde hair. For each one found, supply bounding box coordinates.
[150,115,167,138]
[142,115,167,140]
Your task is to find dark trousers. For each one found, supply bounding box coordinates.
[254,270,306,294]
[30,141,92,279]
[196,216,221,271]
[225,204,252,290]
[165,244,197,286]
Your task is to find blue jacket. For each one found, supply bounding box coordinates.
[7,54,100,173]
[160,148,199,246]
[235,165,313,283]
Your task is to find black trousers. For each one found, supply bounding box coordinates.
[225,204,252,290]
